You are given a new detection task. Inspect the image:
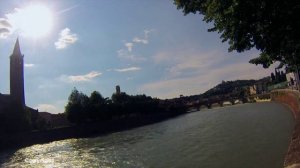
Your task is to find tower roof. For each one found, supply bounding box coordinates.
[12,38,22,56]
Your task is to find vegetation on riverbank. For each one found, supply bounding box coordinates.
[65,88,187,125]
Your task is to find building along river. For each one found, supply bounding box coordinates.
[0,102,295,168]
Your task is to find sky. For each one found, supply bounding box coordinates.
[0,0,276,114]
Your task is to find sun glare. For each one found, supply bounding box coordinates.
[8,4,53,38]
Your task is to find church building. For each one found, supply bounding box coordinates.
[0,39,26,111]
[10,38,25,106]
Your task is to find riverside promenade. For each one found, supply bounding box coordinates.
[271,89,300,168]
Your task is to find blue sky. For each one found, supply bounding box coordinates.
[0,0,275,113]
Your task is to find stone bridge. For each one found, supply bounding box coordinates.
[186,96,247,111]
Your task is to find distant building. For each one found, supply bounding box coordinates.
[255,77,271,94]
[116,85,121,95]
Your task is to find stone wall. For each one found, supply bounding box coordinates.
[271,89,300,168]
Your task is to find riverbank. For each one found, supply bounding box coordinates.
[271,89,300,168]
[0,113,183,151]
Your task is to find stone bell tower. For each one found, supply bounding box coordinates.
[10,38,25,106]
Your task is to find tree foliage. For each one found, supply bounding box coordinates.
[64,89,187,124]
[174,0,300,68]
[65,88,89,124]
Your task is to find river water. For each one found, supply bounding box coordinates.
[0,102,295,168]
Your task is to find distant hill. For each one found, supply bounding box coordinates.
[174,79,257,102]
[202,80,256,98]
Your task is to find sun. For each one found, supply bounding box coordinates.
[8,4,53,38]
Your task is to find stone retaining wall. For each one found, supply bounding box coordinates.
[271,89,300,168]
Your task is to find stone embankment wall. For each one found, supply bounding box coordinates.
[271,89,300,168]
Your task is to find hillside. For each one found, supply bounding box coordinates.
[202,80,256,98]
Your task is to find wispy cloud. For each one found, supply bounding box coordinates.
[68,71,102,82]
[133,37,148,44]
[0,18,12,38]
[57,4,79,15]
[24,63,35,68]
[114,66,141,72]
[117,29,154,62]
[117,49,146,62]
[132,29,154,44]
[55,28,78,49]
[61,71,102,82]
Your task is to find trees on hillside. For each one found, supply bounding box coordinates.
[174,0,300,68]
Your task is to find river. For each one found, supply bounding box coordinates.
[0,102,295,168]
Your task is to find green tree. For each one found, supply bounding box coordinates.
[63,89,188,124]
[111,92,130,105]
[65,88,89,124]
[90,91,105,105]
[174,0,300,68]
[89,91,106,120]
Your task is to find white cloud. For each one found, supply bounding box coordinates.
[35,104,60,113]
[24,63,34,68]
[114,67,141,72]
[117,49,146,62]
[125,42,133,52]
[117,29,153,62]
[133,37,148,44]
[61,71,102,82]
[55,28,78,49]
[132,29,154,44]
